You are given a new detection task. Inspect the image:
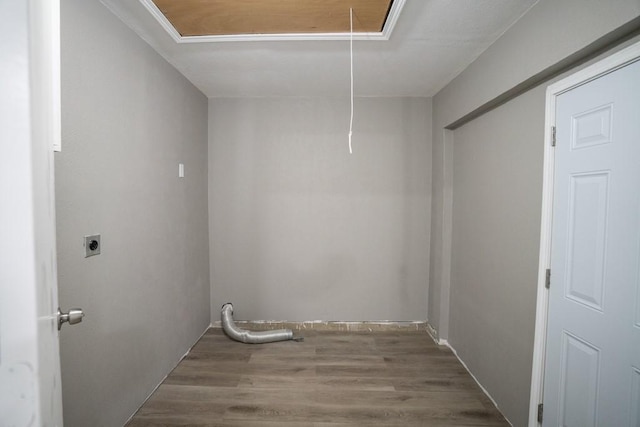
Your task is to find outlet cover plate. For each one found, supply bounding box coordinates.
[84,234,101,258]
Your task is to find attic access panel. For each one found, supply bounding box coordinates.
[144,0,404,42]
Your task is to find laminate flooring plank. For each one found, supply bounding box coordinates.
[238,374,397,392]
[392,375,485,393]
[249,352,386,366]
[221,402,505,425]
[316,363,470,378]
[177,359,317,378]
[163,367,241,388]
[127,328,510,427]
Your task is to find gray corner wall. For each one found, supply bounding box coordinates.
[429,0,640,425]
[208,97,431,321]
[56,1,210,425]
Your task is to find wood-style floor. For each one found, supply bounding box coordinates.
[127,328,509,426]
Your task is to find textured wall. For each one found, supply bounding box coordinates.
[56,1,210,425]
[209,97,431,321]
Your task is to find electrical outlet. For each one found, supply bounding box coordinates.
[84,234,101,258]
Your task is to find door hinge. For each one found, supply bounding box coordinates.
[537,403,544,423]
[545,269,551,289]
[551,126,556,147]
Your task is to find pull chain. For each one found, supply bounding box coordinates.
[348,8,354,154]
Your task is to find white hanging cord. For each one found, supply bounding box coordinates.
[348,7,354,154]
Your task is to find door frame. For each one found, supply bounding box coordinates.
[528,40,640,426]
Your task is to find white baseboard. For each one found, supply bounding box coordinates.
[426,322,450,347]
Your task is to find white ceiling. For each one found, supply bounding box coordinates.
[101,0,538,98]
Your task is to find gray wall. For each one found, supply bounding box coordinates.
[450,87,544,427]
[429,0,640,425]
[209,97,431,321]
[56,1,210,425]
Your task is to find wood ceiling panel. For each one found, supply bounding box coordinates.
[152,0,394,36]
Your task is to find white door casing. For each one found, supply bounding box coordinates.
[0,0,63,425]
[529,41,640,426]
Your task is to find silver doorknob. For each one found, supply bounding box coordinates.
[58,307,84,330]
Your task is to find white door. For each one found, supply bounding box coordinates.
[543,58,640,426]
[0,0,64,425]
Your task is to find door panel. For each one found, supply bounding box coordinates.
[0,0,63,425]
[543,59,640,426]
[565,171,608,311]
[558,332,600,427]
[570,103,613,149]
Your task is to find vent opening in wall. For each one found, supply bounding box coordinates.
[84,234,101,258]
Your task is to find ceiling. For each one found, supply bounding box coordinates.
[101,0,538,98]
[151,0,394,36]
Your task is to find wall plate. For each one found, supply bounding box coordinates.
[84,234,101,258]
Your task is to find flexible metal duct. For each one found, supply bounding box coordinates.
[221,303,295,344]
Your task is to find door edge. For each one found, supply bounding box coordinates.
[528,40,640,427]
